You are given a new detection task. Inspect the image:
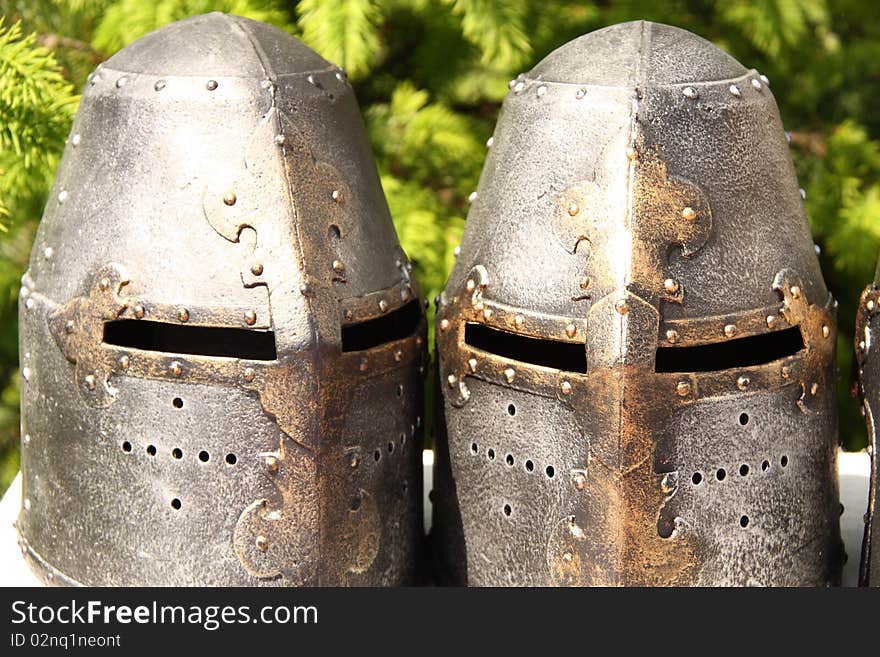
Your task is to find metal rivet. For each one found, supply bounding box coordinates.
[799,188,806,200]
[468,191,478,203]
[154,79,166,91]
[115,76,127,88]
[57,190,68,203]
[614,299,629,315]
[504,368,516,383]
[737,376,750,390]
[21,367,30,381]
[486,137,494,147]
[206,79,218,91]
[565,323,577,338]
[562,551,573,562]
[682,86,698,99]
[666,329,679,344]
[23,434,30,445]
[724,324,737,338]
[43,246,53,259]
[331,189,342,203]
[579,276,590,290]
[274,134,286,146]
[223,192,237,206]
[466,279,476,292]
[394,350,403,362]
[25,298,34,310]
[782,365,792,378]
[244,310,257,326]
[663,278,679,294]
[513,81,524,93]
[453,246,461,257]
[379,300,389,313]
[676,381,691,397]
[468,358,478,373]
[265,456,279,473]
[118,355,130,370]
[250,263,264,276]
[133,304,145,319]
[681,206,696,221]
[576,88,586,99]
[766,314,778,329]
[349,453,359,468]
[400,287,410,302]
[255,536,269,551]
[514,314,524,328]
[729,84,741,97]
[84,374,96,390]
[244,367,255,382]
[626,147,638,160]
[332,259,345,274]
[483,308,493,321]
[23,498,31,511]
[811,382,819,396]
[98,277,110,291]
[170,361,183,377]
[790,285,801,299]
[300,283,313,296]
[568,202,579,216]
[440,318,450,331]
[751,78,762,91]
[177,308,189,322]
[65,320,75,333]
[822,325,830,338]
[71,134,81,146]
[537,85,547,97]
[447,374,457,387]
[344,309,354,321]
[760,74,770,85]
[561,380,572,395]
[868,299,876,312]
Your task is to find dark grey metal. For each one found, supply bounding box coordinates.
[17,12,426,586]
[854,258,880,586]
[433,20,843,586]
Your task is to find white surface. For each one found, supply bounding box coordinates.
[1,449,870,587]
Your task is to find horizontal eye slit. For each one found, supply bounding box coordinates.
[341,300,421,352]
[103,320,277,360]
[654,326,804,373]
[464,323,587,373]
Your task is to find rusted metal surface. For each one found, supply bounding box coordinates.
[17,13,426,586]
[854,262,880,586]
[432,21,843,586]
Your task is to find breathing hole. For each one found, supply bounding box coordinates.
[198,450,209,463]
[172,397,183,409]
[122,441,132,453]
[761,460,770,471]
[505,454,514,466]
[400,432,406,446]
[387,441,394,454]
[781,455,788,467]
[545,465,555,478]
[716,468,727,481]
[692,472,703,485]
[525,460,534,472]
[739,464,749,476]
[740,515,749,528]
[170,498,182,510]
[146,445,157,456]
[396,384,403,398]
[487,448,495,461]
[739,413,749,426]
[471,442,478,454]
[503,504,512,517]
[657,516,674,539]
[225,453,237,466]
[350,496,361,511]
[172,447,183,460]
[507,404,516,416]
[374,449,381,462]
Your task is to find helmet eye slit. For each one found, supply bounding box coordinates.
[341,300,421,352]
[654,325,804,373]
[464,322,587,373]
[103,319,277,360]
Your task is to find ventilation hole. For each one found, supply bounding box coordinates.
[464,323,587,373]
[781,455,788,467]
[374,449,381,462]
[170,498,181,510]
[716,468,727,481]
[487,448,495,461]
[507,404,516,416]
[350,496,361,511]
[172,397,183,409]
[505,454,514,466]
[396,384,403,398]
[121,441,132,453]
[740,515,749,528]
[525,460,534,472]
[503,504,512,517]
[341,301,421,352]
[657,515,674,539]
[387,441,394,454]
[654,325,804,373]
[545,465,555,478]
[103,320,277,360]
[225,453,237,466]
[400,432,406,446]
[146,445,157,456]
[471,442,478,454]
[761,460,770,471]
[739,412,749,425]
[172,447,183,460]
[328,224,341,240]
[198,450,210,463]
[739,464,749,476]
[692,472,703,485]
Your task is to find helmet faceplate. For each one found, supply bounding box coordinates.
[433,21,842,586]
[17,13,427,585]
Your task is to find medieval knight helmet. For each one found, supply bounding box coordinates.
[855,258,880,586]
[17,13,427,586]
[432,21,843,586]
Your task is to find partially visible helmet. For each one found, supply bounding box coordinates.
[855,258,880,586]
[17,13,426,586]
[432,21,843,586]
